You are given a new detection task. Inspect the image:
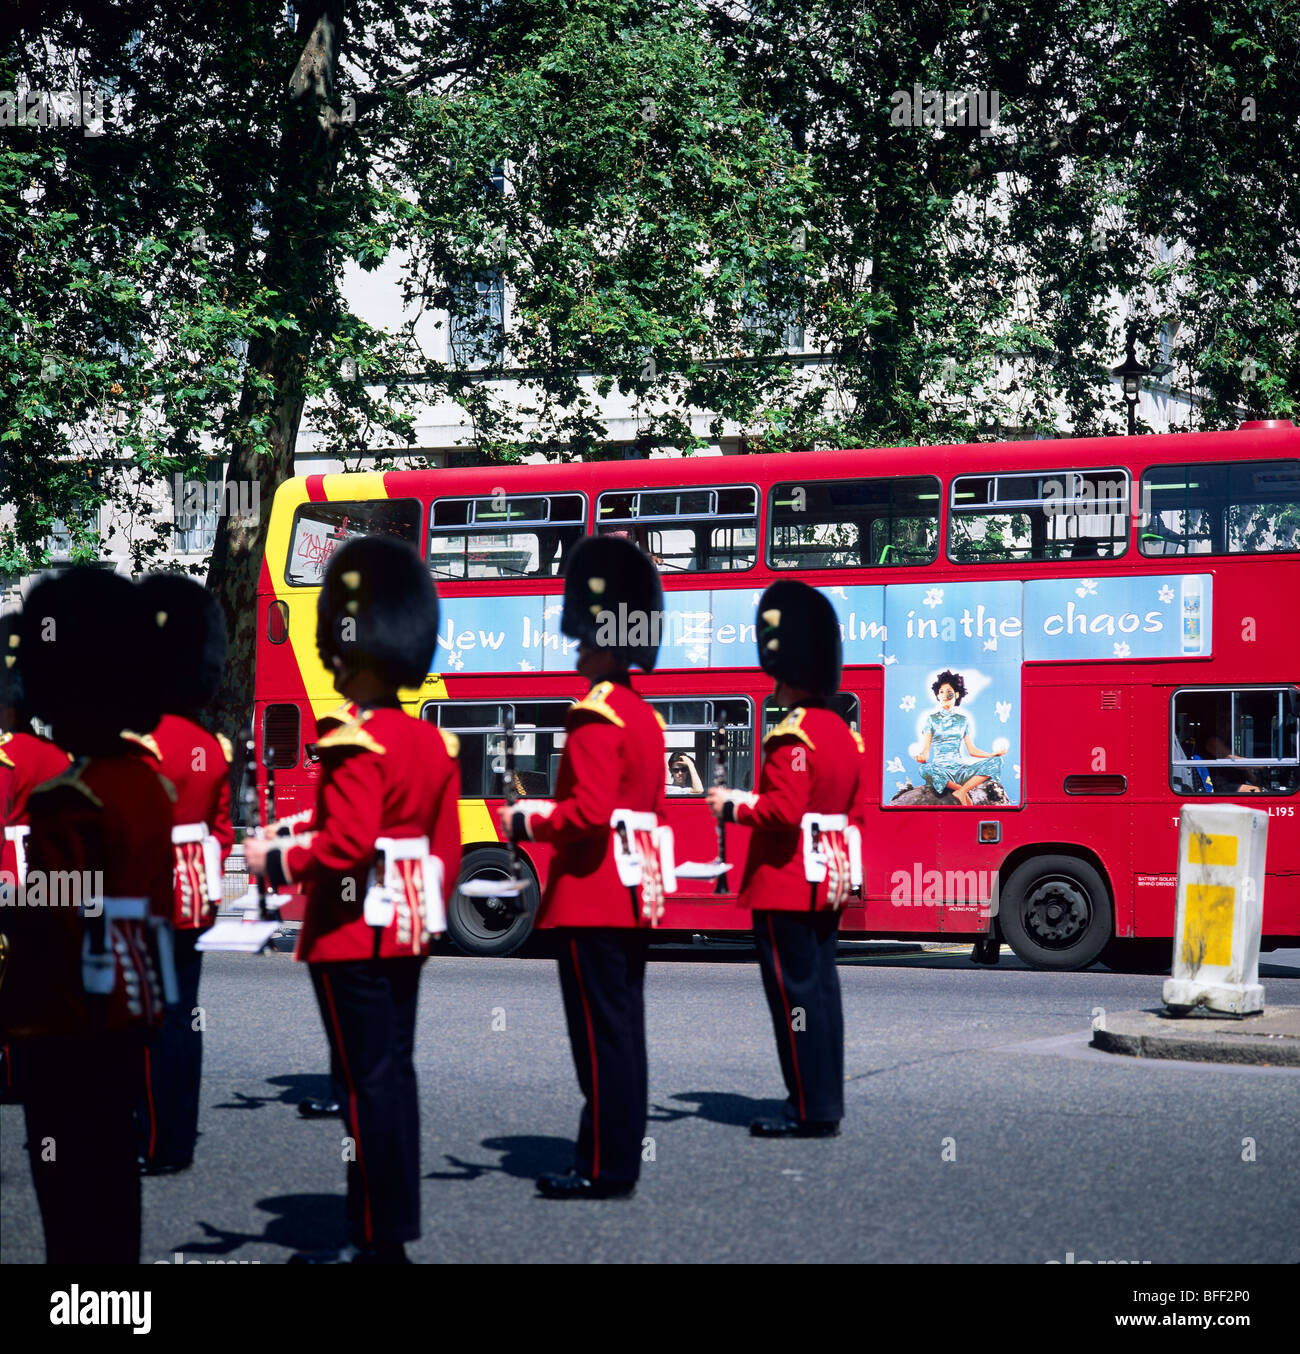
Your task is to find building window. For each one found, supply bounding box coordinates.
[449,271,506,369]
[173,467,224,554]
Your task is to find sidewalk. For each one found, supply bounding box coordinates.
[1091,1006,1300,1067]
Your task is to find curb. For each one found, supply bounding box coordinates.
[1091,1007,1300,1067]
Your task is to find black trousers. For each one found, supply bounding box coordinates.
[17,1030,146,1263]
[309,957,424,1247]
[752,909,844,1124]
[555,928,649,1185]
[138,929,203,1167]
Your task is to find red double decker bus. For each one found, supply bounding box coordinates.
[253,420,1300,969]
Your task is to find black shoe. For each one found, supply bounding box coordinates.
[749,1117,840,1138]
[287,1244,409,1264]
[971,937,1001,965]
[139,1157,193,1176]
[536,1170,636,1200]
[298,1098,342,1119]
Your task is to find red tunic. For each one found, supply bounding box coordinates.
[0,755,176,1038]
[132,715,235,928]
[734,707,866,912]
[531,679,667,929]
[0,730,72,884]
[280,707,461,963]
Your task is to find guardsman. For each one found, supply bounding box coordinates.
[131,573,235,1174]
[243,536,458,1264]
[707,580,865,1138]
[0,569,175,1263]
[0,612,72,898]
[296,697,358,1123]
[500,535,667,1200]
[0,612,73,1098]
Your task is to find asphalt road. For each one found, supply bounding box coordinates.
[3,942,1298,1265]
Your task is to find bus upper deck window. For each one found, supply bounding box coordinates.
[1140,460,1300,557]
[596,487,757,573]
[285,499,422,587]
[768,477,939,570]
[428,493,584,580]
[947,469,1130,564]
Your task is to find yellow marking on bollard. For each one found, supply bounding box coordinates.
[1182,884,1235,968]
[1188,832,1238,867]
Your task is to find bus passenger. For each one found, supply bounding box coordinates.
[245,536,459,1263]
[708,581,866,1138]
[501,536,667,1199]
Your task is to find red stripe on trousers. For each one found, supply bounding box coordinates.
[570,938,600,1181]
[766,914,806,1121]
[143,1045,157,1157]
[319,969,373,1244]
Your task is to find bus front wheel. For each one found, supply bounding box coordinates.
[998,855,1112,971]
[447,847,538,957]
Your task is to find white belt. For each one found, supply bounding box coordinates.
[609,809,678,894]
[81,896,179,1005]
[172,821,223,904]
[4,824,29,886]
[364,835,446,940]
[801,813,863,890]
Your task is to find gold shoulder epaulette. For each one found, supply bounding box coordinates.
[121,729,162,761]
[156,773,179,804]
[439,728,460,758]
[764,708,815,751]
[317,700,357,730]
[31,761,103,809]
[316,712,387,756]
[0,731,12,768]
[571,681,626,728]
[216,732,234,764]
[652,709,667,731]
[850,729,865,755]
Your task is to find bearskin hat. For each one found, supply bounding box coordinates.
[18,568,163,745]
[138,573,227,713]
[560,535,664,672]
[0,611,25,719]
[316,535,440,688]
[756,579,842,699]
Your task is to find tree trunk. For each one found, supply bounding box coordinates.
[206,4,348,759]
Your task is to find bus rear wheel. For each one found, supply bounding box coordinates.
[998,855,1112,971]
[447,847,538,957]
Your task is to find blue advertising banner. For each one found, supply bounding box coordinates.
[1023,573,1213,661]
[881,581,1022,807]
[427,572,1212,676]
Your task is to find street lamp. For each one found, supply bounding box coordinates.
[1110,327,1151,437]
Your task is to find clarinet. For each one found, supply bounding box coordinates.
[502,707,527,917]
[241,727,282,924]
[713,719,728,894]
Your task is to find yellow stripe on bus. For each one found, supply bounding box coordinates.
[269,473,451,719]
[459,798,500,845]
[1187,832,1238,867]
[1181,884,1234,968]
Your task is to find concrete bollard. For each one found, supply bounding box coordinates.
[1163,804,1267,1016]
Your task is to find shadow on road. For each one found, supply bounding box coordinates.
[426,1134,574,1183]
[651,1090,784,1126]
[168,1193,344,1258]
[210,1073,335,1112]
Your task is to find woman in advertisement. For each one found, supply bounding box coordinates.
[914,670,1010,805]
